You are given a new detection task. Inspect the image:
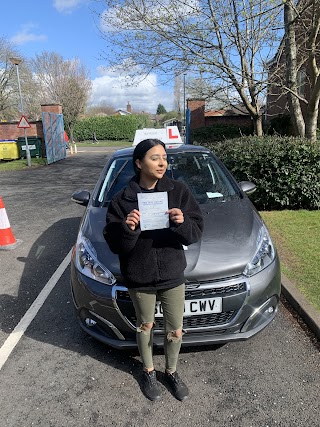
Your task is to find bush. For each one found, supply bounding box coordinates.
[201,136,320,210]
[74,114,152,141]
[191,123,253,143]
[267,114,294,136]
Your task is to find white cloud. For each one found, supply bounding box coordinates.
[90,68,174,114]
[53,0,88,13]
[10,24,47,45]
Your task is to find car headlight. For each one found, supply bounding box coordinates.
[243,225,275,277]
[75,232,116,285]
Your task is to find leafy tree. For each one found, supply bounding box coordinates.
[161,110,179,123]
[31,52,92,141]
[156,103,167,114]
[96,0,283,135]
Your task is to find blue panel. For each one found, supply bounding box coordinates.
[42,112,66,164]
[186,108,191,145]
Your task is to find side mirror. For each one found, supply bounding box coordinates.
[71,190,90,206]
[239,181,256,195]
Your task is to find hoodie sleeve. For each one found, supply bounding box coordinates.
[103,195,141,255]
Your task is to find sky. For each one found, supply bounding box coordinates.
[1,0,174,114]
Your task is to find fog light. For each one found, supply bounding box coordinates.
[266,306,274,314]
[85,318,97,327]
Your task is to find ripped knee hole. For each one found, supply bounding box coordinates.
[166,330,184,343]
[137,322,154,334]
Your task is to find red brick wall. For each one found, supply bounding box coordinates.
[187,99,206,129]
[0,104,62,157]
[0,121,44,141]
[41,104,62,114]
[187,98,252,130]
[205,115,253,128]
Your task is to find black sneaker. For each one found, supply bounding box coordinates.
[141,370,162,401]
[164,371,189,401]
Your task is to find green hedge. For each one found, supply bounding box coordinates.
[191,123,253,143]
[74,114,152,141]
[201,136,320,210]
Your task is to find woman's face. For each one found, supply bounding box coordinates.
[135,144,168,182]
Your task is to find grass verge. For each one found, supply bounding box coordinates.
[0,158,47,172]
[261,210,320,312]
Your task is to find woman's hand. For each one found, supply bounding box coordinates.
[167,208,184,225]
[126,209,141,230]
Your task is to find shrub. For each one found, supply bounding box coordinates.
[191,123,253,143]
[267,114,294,136]
[201,136,320,210]
[74,114,152,141]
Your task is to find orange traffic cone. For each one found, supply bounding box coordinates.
[0,197,22,250]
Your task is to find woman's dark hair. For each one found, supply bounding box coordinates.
[133,139,166,173]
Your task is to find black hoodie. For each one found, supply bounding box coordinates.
[103,174,203,290]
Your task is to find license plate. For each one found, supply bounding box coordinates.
[155,297,222,318]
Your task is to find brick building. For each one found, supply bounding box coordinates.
[187,99,252,130]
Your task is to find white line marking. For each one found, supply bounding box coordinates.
[0,248,72,371]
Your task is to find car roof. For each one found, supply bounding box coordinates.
[110,144,212,159]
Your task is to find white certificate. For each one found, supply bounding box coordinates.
[137,192,169,231]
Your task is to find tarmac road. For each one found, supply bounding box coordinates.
[0,148,319,427]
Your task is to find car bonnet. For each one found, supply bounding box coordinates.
[80,196,263,284]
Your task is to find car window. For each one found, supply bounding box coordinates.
[97,152,239,207]
[168,153,238,204]
[97,158,135,205]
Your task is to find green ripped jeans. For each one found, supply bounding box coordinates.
[128,284,185,373]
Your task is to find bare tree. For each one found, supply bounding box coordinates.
[0,37,28,121]
[31,52,92,141]
[283,0,306,136]
[173,74,182,115]
[96,0,283,135]
[270,0,320,141]
[86,102,116,116]
[186,76,229,110]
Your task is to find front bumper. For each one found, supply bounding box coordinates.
[70,255,281,349]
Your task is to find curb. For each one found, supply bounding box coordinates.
[281,274,320,339]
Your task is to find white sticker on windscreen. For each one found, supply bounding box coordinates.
[206,192,224,198]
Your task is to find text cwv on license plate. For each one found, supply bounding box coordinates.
[155,297,222,318]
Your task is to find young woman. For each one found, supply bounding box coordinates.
[104,139,203,401]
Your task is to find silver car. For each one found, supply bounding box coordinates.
[70,144,281,348]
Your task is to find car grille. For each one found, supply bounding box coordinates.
[125,311,235,329]
[115,279,247,330]
[116,282,246,301]
[160,311,234,328]
[185,282,246,298]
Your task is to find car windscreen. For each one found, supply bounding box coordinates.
[96,152,239,207]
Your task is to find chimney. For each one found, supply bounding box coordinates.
[127,101,132,113]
